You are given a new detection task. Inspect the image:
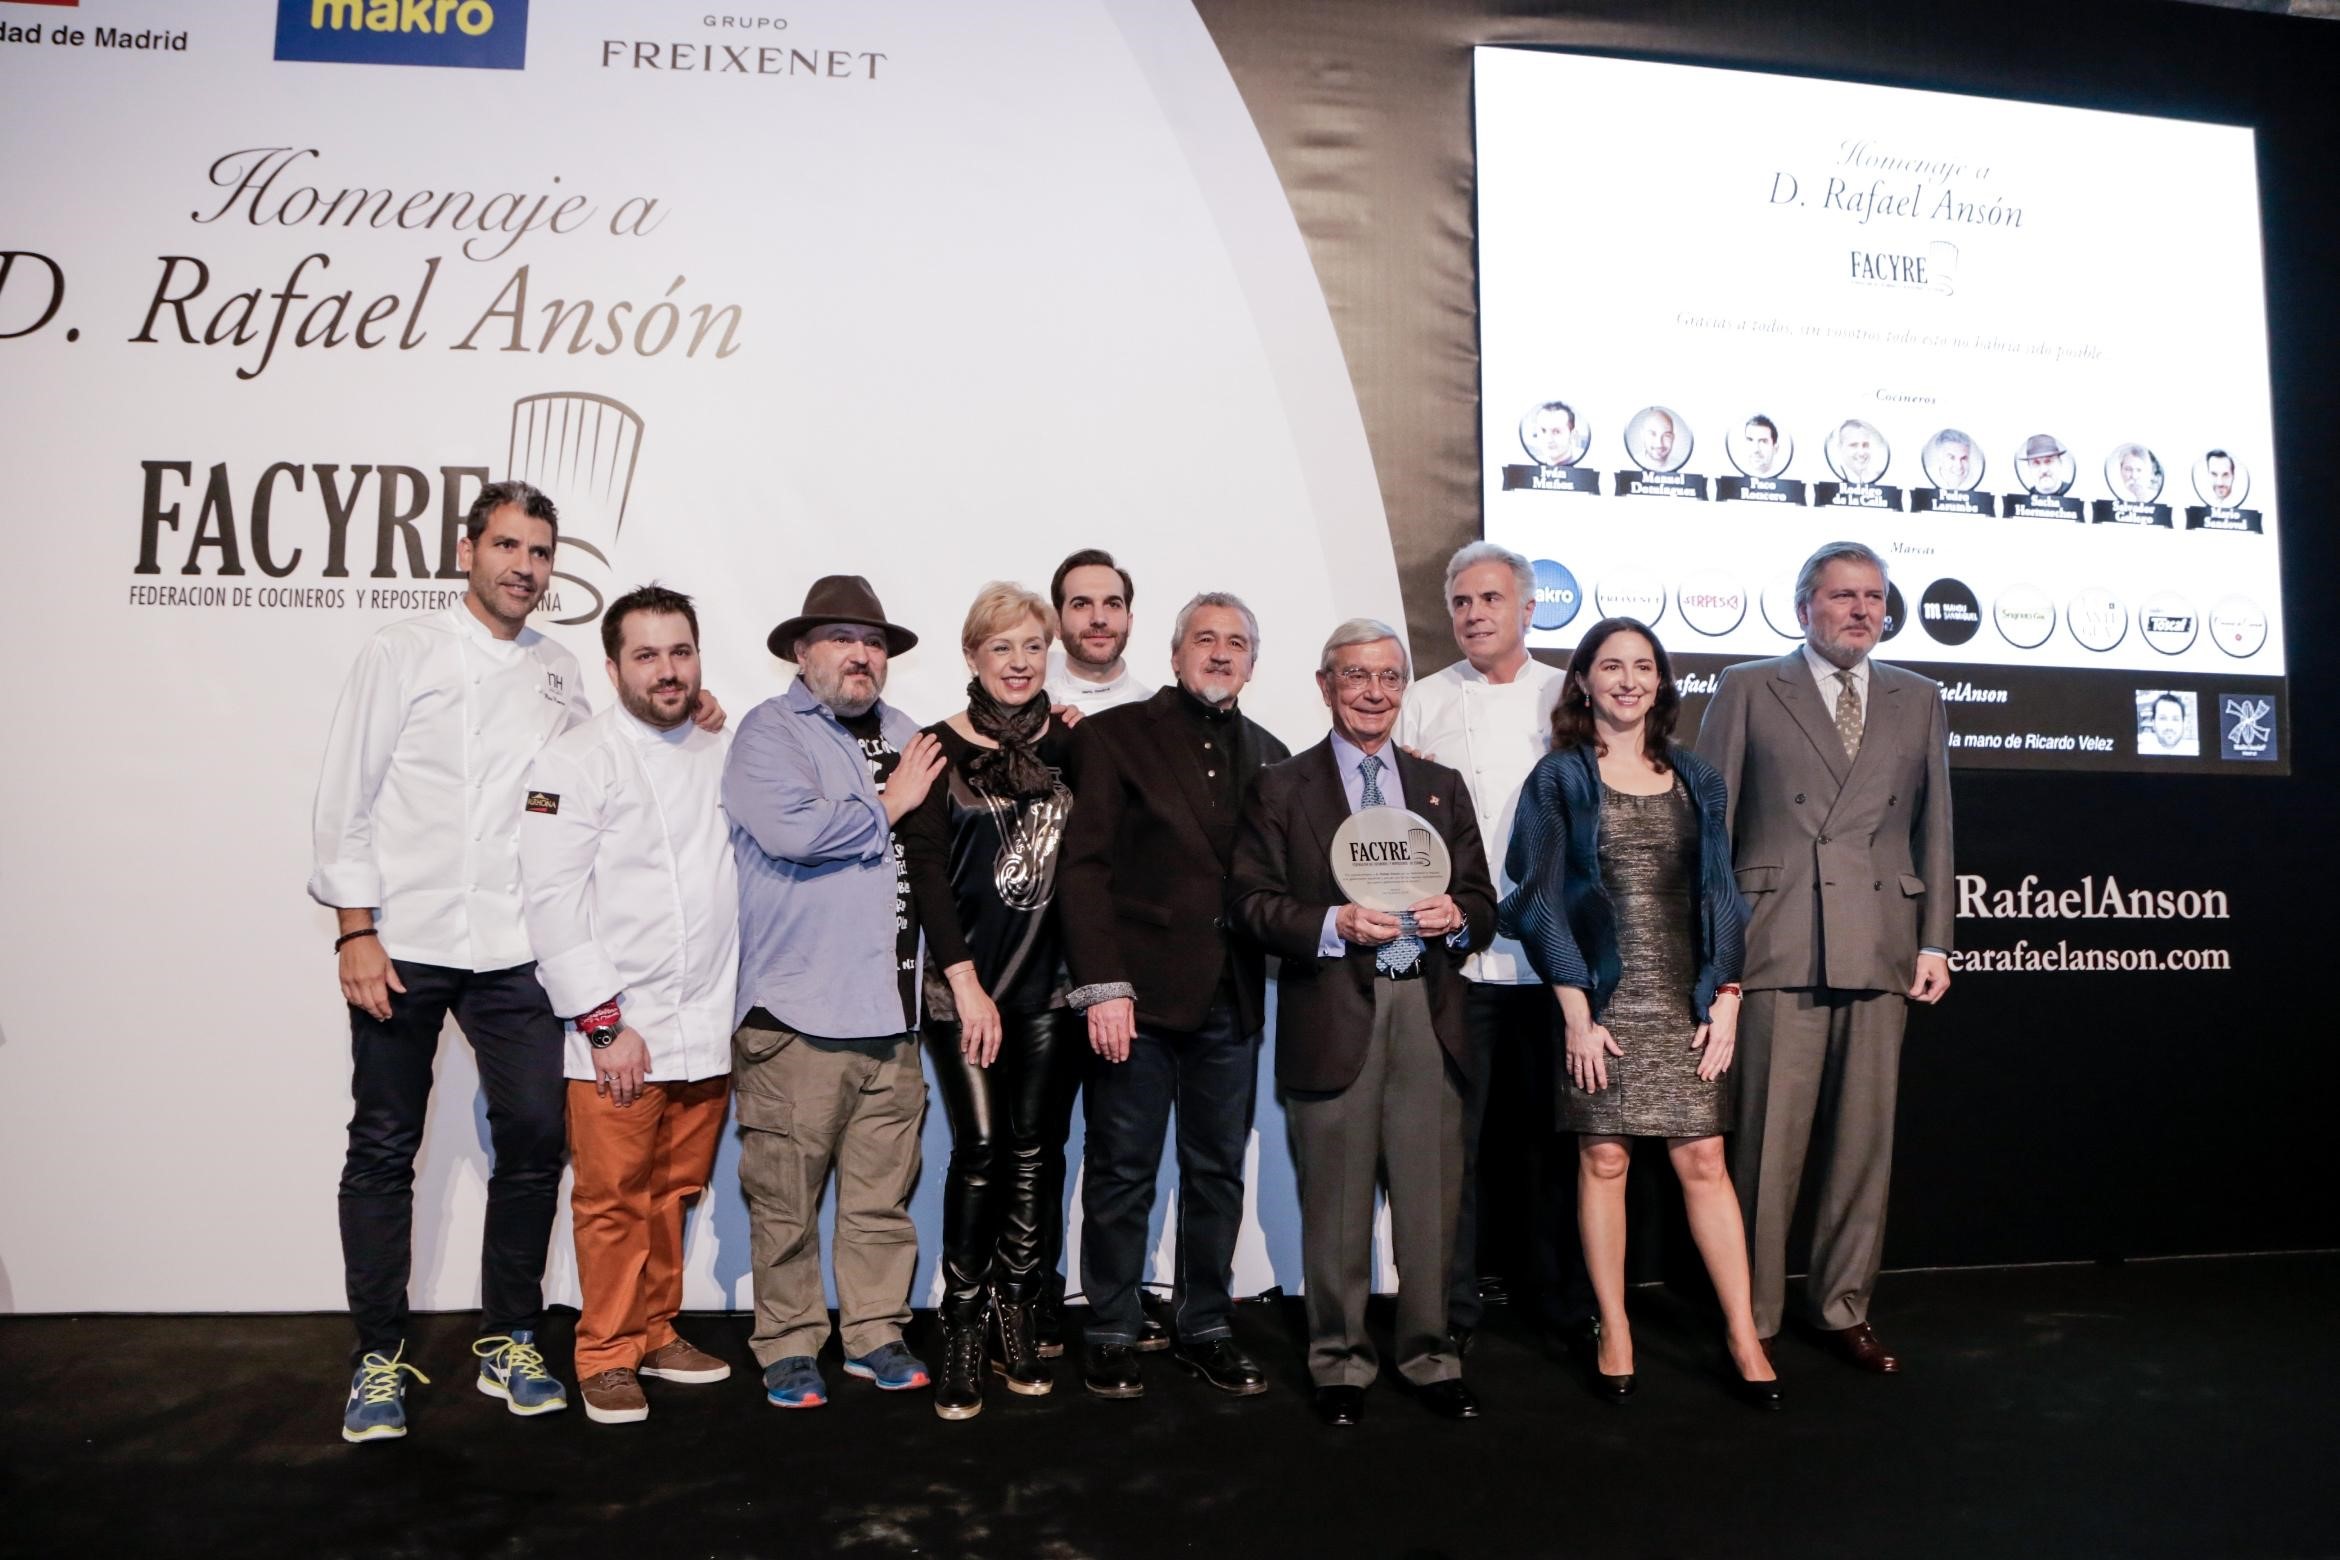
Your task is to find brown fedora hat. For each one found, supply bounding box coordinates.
[767,574,920,661]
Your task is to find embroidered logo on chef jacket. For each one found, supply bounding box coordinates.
[525,791,560,814]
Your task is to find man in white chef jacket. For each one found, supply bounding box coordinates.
[1393,542,1583,1353]
[311,483,724,1445]
[520,585,741,1426]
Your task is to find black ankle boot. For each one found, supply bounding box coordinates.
[990,1287,1053,1397]
[934,1303,987,1421]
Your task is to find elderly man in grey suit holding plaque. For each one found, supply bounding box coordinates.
[1695,541,1953,1375]
[1231,619,1497,1428]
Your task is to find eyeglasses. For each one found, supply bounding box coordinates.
[1331,667,1407,692]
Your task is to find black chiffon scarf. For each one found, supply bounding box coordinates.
[962,679,1056,799]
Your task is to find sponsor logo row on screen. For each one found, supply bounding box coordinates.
[1520,560,2268,660]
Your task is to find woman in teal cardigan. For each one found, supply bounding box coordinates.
[1499,617,1777,1409]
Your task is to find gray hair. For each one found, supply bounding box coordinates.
[1169,591,1262,658]
[1317,617,1411,680]
[1442,541,1534,607]
[1793,541,1889,610]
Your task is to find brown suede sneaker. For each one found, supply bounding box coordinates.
[637,1338,734,1385]
[580,1368,649,1425]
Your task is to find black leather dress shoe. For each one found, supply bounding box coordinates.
[1449,1324,1475,1359]
[1082,1343,1145,1400]
[1417,1379,1482,1420]
[1173,1338,1268,1396]
[1311,1384,1365,1426]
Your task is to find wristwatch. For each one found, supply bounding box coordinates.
[586,1023,622,1050]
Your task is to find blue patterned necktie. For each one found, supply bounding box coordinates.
[1357,754,1424,976]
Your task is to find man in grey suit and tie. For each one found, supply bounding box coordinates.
[1695,541,1953,1373]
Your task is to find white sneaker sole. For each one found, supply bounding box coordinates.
[477,1374,569,1415]
[638,1361,732,1384]
[582,1398,650,1425]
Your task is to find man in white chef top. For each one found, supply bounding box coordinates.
[519,584,741,1426]
[1394,541,1583,1352]
[313,483,731,1445]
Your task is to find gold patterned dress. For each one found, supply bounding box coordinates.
[1560,776,1729,1137]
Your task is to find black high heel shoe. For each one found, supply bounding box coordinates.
[1728,1348,1783,1411]
[1579,1322,1636,1401]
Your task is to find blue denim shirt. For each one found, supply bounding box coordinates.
[723,678,924,1038]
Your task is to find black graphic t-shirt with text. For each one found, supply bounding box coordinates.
[839,709,919,1024]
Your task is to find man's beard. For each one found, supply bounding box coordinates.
[805,658,884,717]
[1185,672,1241,706]
[621,677,697,731]
[1064,626,1130,671]
[1809,629,1867,669]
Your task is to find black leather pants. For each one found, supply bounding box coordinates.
[925,1007,1084,1317]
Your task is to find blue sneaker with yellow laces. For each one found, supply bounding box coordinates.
[342,1345,429,1443]
[473,1330,568,1416]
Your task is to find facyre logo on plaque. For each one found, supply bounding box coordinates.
[1331,805,1451,912]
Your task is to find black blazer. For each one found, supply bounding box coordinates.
[1060,688,1290,1035]
[1230,737,1496,1094]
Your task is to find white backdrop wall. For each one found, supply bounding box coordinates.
[0,0,1404,1312]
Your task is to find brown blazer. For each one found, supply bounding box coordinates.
[1693,652,1955,993]
[1230,737,1496,1094]
[1059,688,1289,1036]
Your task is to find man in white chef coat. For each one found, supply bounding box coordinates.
[311,483,723,1444]
[520,584,741,1425]
[1394,541,1585,1352]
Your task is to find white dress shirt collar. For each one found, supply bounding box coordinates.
[1802,641,1870,702]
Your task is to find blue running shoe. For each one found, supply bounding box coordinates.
[842,1341,932,1392]
[473,1330,568,1416]
[762,1355,828,1408]
[342,1346,429,1444]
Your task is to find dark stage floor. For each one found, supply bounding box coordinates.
[3,1252,2333,1559]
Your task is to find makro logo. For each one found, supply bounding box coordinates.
[1530,559,1581,632]
[274,0,528,72]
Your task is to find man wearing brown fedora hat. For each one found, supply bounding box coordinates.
[722,575,949,1409]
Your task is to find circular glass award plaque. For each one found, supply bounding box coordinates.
[1330,806,1452,912]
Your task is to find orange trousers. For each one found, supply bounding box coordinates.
[566,1075,731,1376]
